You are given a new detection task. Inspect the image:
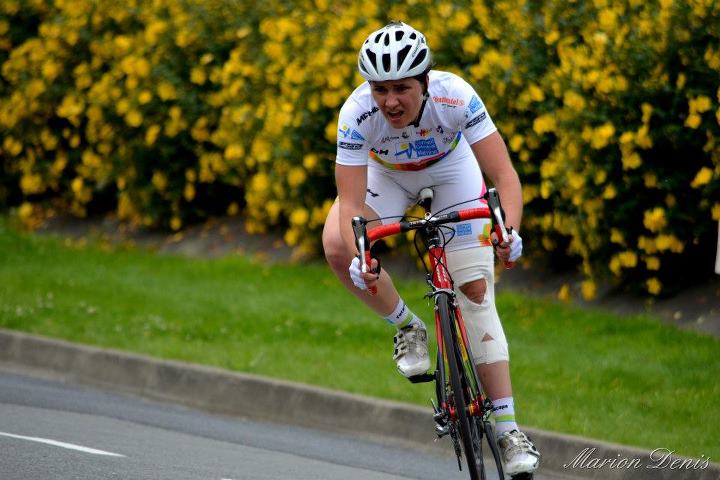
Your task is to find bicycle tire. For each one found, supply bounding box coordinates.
[483,417,505,478]
[437,293,484,480]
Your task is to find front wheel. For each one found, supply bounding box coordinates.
[437,293,484,480]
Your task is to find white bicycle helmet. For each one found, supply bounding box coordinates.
[358,22,432,81]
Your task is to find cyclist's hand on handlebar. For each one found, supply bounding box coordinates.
[349,256,381,291]
[492,228,523,263]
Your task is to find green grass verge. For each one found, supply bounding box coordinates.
[1,219,718,460]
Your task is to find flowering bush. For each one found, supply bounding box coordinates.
[1,0,718,296]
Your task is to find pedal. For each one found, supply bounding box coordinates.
[408,373,435,383]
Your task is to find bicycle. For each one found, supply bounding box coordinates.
[352,187,526,480]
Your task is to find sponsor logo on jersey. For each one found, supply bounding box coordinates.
[340,123,366,141]
[468,95,482,114]
[416,128,431,137]
[436,125,445,134]
[380,135,400,143]
[465,111,487,129]
[339,141,362,150]
[356,106,380,126]
[432,96,465,107]
[370,147,389,156]
[395,138,439,159]
[456,223,472,236]
[338,123,351,138]
[442,133,457,144]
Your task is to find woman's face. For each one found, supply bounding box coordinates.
[370,78,425,128]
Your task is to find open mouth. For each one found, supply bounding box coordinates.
[387,111,404,121]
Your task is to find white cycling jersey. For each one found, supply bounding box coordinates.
[336,70,498,251]
[336,70,497,170]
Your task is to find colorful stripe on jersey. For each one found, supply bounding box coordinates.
[369,131,463,171]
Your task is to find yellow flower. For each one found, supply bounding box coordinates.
[287,167,307,188]
[618,251,638,268]
[227,202,240,216]
[643,207,667,232]
[712,203,720,220]
[157,81,177,101]
[581,280,597,300]
[563,90,586,111]
[685,113,701,129]
[183,183,195,201]
[557,284,571,302]
[18,202,34,224]
[610,228,625,245]
[641,103,653,123]
[284,228,299,246]
[20,173,44,194]
[602,184,616,199]
[125,109,143,127]
[532,114,556,135]
[690,167,713,188]
[71,177,84,195]
[509,135,524,152]
[138,90,153,104]
[644,173,657,188]
[145,125,161,145]
[591,122,615,149]
[676,73,686,89]
[152,171,168,192]
[656,234,684,253]
[545,30,560,44]
[170,216,182,231]
[251,173,270,192]
[645,256,661,271]
[3,136,23,156]
[621,151,642,170]
[691,96,712,113]
[462,34,483,56]
[646,277,662,295]
[190,67,206,85]
[290,208,309,226]
[224,144,245,161]
[303,153,318,170]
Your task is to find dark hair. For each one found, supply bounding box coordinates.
[412,67,432,94]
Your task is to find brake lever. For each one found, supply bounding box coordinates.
[351,216,378,294]
[485,188,515,269]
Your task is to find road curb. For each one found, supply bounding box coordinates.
[0,329,717,480]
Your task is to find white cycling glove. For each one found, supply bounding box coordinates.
[349,256,367,290]
[508,229,523,262]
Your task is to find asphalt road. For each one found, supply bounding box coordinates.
[0,371,569,480]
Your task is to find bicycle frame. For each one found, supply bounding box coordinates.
[419,210,485,423]
[352,187,511,479]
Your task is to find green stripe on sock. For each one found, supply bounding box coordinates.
[495,414,516,423]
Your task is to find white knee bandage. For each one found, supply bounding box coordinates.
[445,246,509,364]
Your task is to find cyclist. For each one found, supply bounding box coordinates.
[322,21,540,477]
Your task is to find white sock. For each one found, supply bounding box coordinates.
[493,396,519,438]
[383,298,425,329]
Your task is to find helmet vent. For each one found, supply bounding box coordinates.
[397,45,411,68]
[395,30,404,41]
[408,49,427,71]
[382,53,391,72]
[365,49,377,68]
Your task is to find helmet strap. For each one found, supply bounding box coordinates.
[409,92,429,128]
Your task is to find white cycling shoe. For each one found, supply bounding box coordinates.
[498,430,540,476]
[393,324,430,377]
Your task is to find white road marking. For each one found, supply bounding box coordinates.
[0,431,125,457]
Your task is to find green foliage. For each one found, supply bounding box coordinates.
[1,0,718,295]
